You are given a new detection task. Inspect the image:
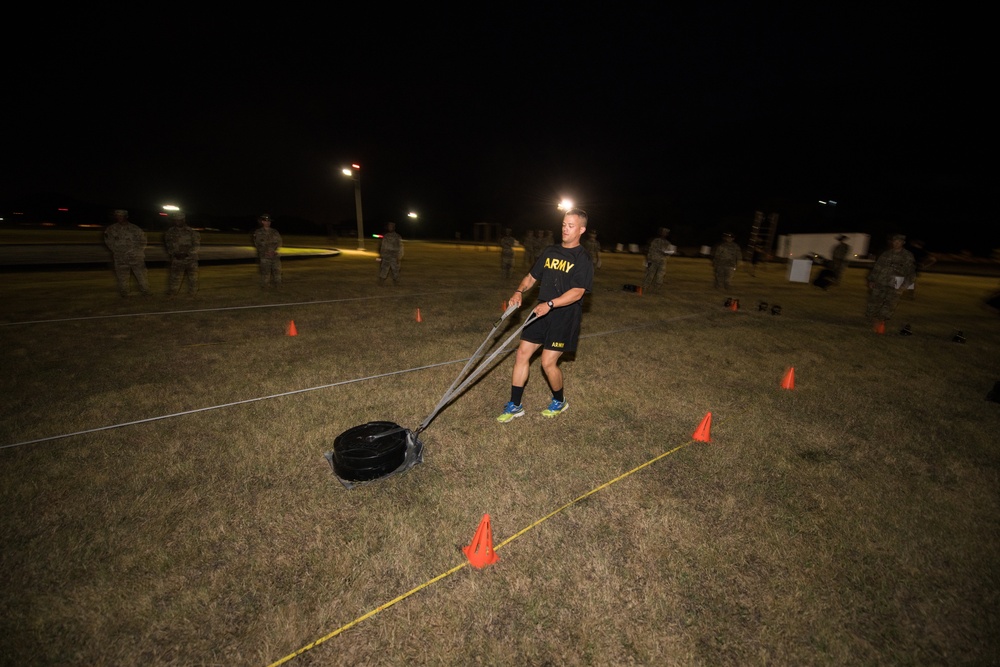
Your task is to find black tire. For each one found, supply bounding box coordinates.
[332,421,409,482]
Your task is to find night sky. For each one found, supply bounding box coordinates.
[4,8,991,253]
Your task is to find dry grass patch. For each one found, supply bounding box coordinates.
[2,242,999,665]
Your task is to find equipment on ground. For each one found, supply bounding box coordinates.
[325,304,537,489]
[813,268,837,290]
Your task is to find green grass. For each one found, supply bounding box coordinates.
[1,242,999,666]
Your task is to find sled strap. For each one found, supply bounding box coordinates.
[416,311,537,434]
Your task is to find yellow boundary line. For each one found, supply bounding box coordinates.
[267,435,707,666]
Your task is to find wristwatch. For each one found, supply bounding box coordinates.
[547,300,554,309]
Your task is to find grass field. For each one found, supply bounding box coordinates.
[2,241,999,666]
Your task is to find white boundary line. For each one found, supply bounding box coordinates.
[1,312,709,450]
[0,360,466,450]
[0,290,462,327]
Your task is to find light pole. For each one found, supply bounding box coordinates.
[342,164,365,251]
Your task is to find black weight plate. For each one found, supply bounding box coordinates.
[333,421,409,481]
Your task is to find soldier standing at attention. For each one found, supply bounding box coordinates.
[377,221,404,285]
[164,211,200,297]
[584,230,601,269]
[497,208,594,423]
[103,209,150,297]
[905,238,936,300]
[866,233,916,329]
[253,213,282,289]
[831,235,851,285]
[712,231,742,290]
[642,227,671,293]
[499,227,517,279]
[522,230,538,269]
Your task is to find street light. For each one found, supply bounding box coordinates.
[558,198,574,211]
[341,163,365,251]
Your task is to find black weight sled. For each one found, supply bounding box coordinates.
[813,268,837,290]
[325,304,538,489]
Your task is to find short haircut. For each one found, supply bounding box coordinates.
[565,208,588,223]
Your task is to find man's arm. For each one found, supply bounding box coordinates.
[509,274,538,307]
[550,287,586,308]
[528,286,586,318]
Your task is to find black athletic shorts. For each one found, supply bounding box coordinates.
[521,302,582,352]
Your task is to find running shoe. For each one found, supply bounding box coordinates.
[496,402,525,423]
[541,398,569,417]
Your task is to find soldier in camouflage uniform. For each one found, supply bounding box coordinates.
[253,214,282,289]
[865,233,916,327]
[584,230,601,269]
[712,231,742,290]
[831,235,851,285]
[521,229,535,269]
[103,209,150,297]
[499,227,517,279]
[164,211,201,297]
[377,221,404,285]
[905,238,935,300]
[523,230,539,268]
[642,227,672,292]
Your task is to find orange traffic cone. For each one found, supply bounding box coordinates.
[416,308,423,323]
[729,299,739,311]
[637,287,643,296]
[874,320,885,334]
[502,300,507,311]
[693,412,712,442]
[781,367,795,390]
[463,513,499,569]
[286,320,298,336]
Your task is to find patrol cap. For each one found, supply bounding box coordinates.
[660,227,670,235]
[892,233,906,241]
[722,231,734,239]
[113,209,128,216]
[259,213,271,221]
[170,210,186,220]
